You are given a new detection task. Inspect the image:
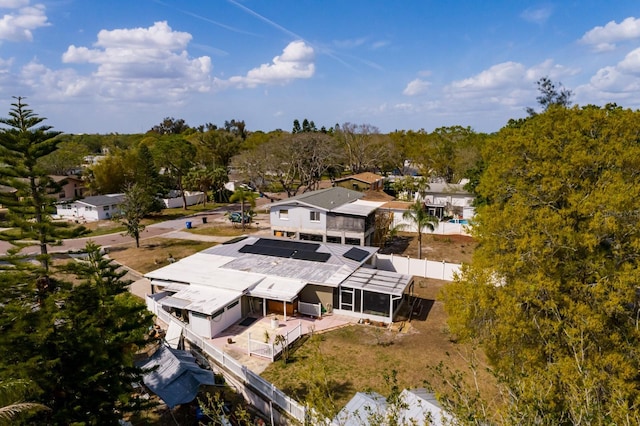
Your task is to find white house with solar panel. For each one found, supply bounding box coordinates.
[267,187,385,246]
[144,236,414,339]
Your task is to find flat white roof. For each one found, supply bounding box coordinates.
[331,199,385,216]
[160,285,242,316]
[247,276,307,302]
[146,253,264,292]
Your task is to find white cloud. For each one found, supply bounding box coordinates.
[580,17,640,51]
[403,78,431,96]
[0,2,49,42]
[0,0,29,8]
[520,6,553,24]
[225,40,315,88]
[57,21,211,100]
[450,61,527,92]
[444,60,578,110]
[576,47,640,103]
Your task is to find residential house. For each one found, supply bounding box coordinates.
[268,187,384,246]
[56,193,124,221]
[334,172,385,192]
[333,388,452,426]
[422,182,475,219]
[50,175,86,201]
[145,236,414,338]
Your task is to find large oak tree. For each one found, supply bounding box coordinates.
[442,105,640,424]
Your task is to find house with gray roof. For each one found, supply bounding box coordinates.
[56,193,125,222]
[145,236,414,339]
[267,187,384,246]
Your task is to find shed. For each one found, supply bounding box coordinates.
[138,345,216,409]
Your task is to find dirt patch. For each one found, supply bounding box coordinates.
[380,232,476,264]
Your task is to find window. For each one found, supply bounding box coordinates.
[310,211,320,222]
[279,209,289,219]
[103,205,110,211]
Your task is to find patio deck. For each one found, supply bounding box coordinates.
[206,313,357,374]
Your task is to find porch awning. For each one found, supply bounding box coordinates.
[341,269,412,297]
[247,276,306,302]
[159,296,191,309]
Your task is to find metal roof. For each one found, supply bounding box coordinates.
[267,187,364,211]
[331,199,384,216]
[333,392,387,426]
[137,345,215,409]
[341,269,412,296]
[399,388,452,426]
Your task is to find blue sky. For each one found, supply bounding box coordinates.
[1,0,640,134]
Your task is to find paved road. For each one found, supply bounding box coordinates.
[0,205,246,256]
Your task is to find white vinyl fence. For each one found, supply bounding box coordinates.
[148,297,307,423]
[376,254,461,281]
[247,322,303,362]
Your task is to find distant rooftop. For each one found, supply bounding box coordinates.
[267,186,364,211]
[334,172,384,184]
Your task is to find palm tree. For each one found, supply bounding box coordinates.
[0,379,49,424]
[229,186,258,230]
[401,200,439,259]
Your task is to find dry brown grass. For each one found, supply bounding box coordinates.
[261,277,496,414]
[107,238,216,274]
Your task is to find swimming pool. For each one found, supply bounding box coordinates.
[448,219,469,224]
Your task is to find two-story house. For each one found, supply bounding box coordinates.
[50,175,86,201]
[422,182,475,219]
[268,187,384,246]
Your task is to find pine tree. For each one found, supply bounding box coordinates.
[0,243,154,424]
[0,97,85,278]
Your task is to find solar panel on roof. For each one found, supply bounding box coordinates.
[343,247,370,262]
[239,244,294,258]
[254,238,320,252]
[292,250,330,262]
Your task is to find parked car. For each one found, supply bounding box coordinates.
[228,211,251,224]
